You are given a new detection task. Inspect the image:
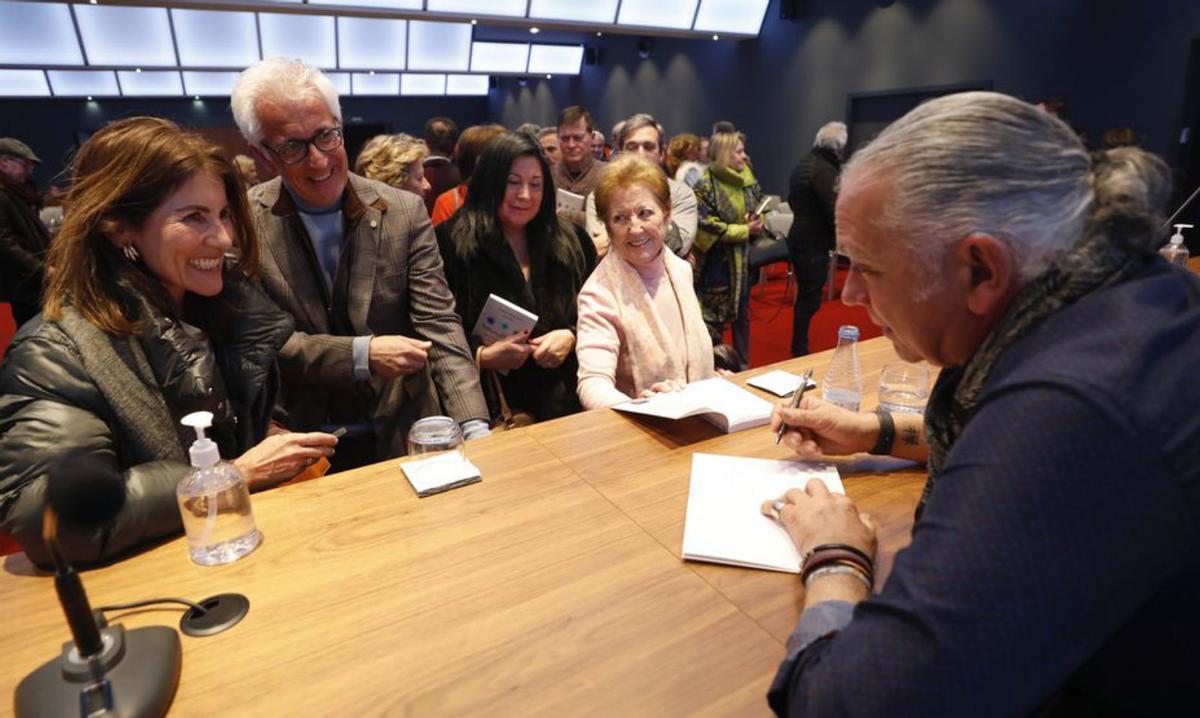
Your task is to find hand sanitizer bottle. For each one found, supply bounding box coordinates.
[1161,224,1193,265]
[176,411,261,566]
[822,325,863,412]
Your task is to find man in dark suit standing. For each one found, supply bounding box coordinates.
[786,122,846,356]
[0,138,50,327]
[231,58,489,469]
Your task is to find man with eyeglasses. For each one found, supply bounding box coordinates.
[583,113,698,259]
[232,58,489,470]
[0,137,51,327]
[552,105,606,231]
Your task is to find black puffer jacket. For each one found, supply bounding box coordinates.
[0,268,292,567]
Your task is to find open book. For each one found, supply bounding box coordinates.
[681,453,845,573]
[612,377,774,433]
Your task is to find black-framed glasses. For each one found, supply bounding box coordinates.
[265,126,344,165]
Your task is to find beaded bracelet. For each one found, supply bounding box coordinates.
[804,563,873,591]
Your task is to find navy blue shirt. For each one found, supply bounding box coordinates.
[770,258,1200,717]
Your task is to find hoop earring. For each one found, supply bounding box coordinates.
[122,243,140,262]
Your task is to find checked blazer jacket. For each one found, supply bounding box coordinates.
[248,173,488,458]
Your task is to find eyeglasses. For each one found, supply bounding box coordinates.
[264,126,344,165]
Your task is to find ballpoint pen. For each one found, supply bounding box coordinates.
[775,368,814,445]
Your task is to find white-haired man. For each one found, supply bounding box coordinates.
[765,92,1200,715]
[584,113,698,258]
[785,121,846,356]
[231,58,488,469]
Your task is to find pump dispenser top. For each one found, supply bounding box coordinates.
[1162,224,1193,265]
[181,411,220,468]
[1170,224,1193,247]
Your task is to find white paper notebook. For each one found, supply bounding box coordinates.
[556,188,586,213]
[401,453,482,498]
[612,377,774,433]
[681,453,845,573]
[746,369,818,398]
[471,294,538,346]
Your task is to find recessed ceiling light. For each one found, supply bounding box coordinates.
[596,32,602,37]
[529,27,540,34]
[369,70,376,75]
[194,95,201,100]
[135,68,142,73]
[470,19,477,25]
[712,34,719,41]
[86,95,94,101]
[546,74,551,79]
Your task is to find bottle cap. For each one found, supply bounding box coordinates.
[837,325,860,341]
[181,411,220,468]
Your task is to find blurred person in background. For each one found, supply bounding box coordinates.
[0,137,51,326]
[431,123,506,227]
[422,116,460,215]
[356,133,432,200]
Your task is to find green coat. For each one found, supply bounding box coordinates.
[692,164,764,324]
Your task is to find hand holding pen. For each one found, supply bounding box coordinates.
[775,369,814,445]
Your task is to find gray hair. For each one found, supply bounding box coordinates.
[618,113,666,151]
[537,127,558,140]
[231,57,342,147]
[842,91,1096,290]
[814,121,847,152]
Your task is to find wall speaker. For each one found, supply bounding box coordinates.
[584,46,603,66]
[489,77,499,90]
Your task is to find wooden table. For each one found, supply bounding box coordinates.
[0,338,926,716]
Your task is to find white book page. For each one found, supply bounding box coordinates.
[682,453,845,573]
[746,369,816,398]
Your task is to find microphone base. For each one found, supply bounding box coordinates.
[15,624,181,718]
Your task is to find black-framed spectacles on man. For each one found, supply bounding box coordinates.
[264,126,343,165]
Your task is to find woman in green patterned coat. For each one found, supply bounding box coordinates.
[692,131,765,369]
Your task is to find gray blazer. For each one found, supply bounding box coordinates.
[248,173,488,457]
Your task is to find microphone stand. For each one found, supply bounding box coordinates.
[15,507,182,718]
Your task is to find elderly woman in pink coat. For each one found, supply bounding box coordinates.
[576,154,715,409]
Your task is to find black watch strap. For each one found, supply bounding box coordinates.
[870,409,895,455]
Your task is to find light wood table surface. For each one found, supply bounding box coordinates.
[1,337,926,716]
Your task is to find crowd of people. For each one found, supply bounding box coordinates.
[1,55,1198,716]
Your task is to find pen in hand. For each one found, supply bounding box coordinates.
[775,368,815,445]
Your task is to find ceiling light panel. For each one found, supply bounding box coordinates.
[326,72,352,96]
[693,0,769,35]
[171,9,260,68]
[401,73,446,96]
[117,70,184,96]
[310,0,421,8]
[259,13,337,69]
[0,1,84,66]
[446,74,489,96]
[73,4,177,67]
[351,72,399,95]
[470,42,529,74]
[0,70,51,97]
[528,0,619,24]
[183,71,241,96]
[616,0,699,30]
[338,17,406,70]
[407,21,471,72]
[426,0,526,17]
[527,44,582,75]
[47,70,120,97]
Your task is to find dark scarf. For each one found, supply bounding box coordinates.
[919,205,1160,517]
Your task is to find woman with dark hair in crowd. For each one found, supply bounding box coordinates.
[436,131,593,427]
[0,117,336,567]
[430,123,506,227]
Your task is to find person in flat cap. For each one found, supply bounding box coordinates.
[0,137,51,326]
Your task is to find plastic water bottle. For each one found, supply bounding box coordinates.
[176,411,261,566]
[822,325,862,412]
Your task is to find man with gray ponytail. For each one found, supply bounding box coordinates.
[765,92,1200,716]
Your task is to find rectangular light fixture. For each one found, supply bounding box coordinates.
[0,69,52,97]
[407,21,471,72]
[616,0,699,30]
[259,12,337,69]
[470,42,529,74]
[401,73,446,96]
[338,17,406,70]
[426,0,526,17]
[310,0,421,8]
[692,0,769,35]
[73,4,177,67]
[326,72,352,96]
[48,70,120,97]
[527,44,583,75]
[117,70,184,97]
[528,0,619,24]
[0,1,84,66]
[351,72,400,95]
[171,9,260,68]
[182,71,241,97]
[446,74,489,96]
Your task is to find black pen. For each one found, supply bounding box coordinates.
[775,368,815,445]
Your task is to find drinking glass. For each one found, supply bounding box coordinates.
[406,416,467,482]
[877,362,930,413]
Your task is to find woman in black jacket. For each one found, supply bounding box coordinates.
[0,117,336,567]
[436,131,594,426]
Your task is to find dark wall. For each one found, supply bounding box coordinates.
[0,95,491,188]
[492,0,1200,195]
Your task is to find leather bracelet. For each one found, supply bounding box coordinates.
[804,564,873,591]
[801,549,874,584]
[870,408,895,455]
[807,543,874,567]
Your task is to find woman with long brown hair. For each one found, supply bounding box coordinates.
[0,117,336,567]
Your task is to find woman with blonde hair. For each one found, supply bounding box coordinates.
[355,133,431,199]
[576,154,714,408]
[0,117,336,567]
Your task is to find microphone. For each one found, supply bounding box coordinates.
[15,456,181,718]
